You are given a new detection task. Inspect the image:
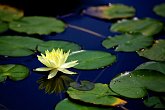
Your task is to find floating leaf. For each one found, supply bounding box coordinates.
[83,4,135,20]
[110,70,165,98]
[110,71,147,98]
[68,50,116,70]
[0,36,43,57]
[153,3,165,17]
[136,61,165,74]
[67,83,127,106]
[0,21,8,33]
[37,75,74,94]
[0,4,23,22]
[110,18,163,36]
[102,34,153,52]
[143,96,165,108]
[37,40,81,53]
[0,64,29,82]
[70,80,95,91]
[9,16,66,35]
[137,40,165,61]
[55,98,114,110]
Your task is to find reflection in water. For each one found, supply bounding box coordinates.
[0,104,8,110]
[37,74,74,94]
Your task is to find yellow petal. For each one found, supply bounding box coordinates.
[34,67,52,71]
[58,68,77,75]
[60,60,78,68]
[48,69,58,79]
[37,55,52,67]
[63,50,70,62]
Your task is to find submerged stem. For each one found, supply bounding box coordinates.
[119,105,129,110]
[92,67,108,82]
[68,24,106,38]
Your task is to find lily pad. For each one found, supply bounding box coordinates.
[37,40,81,53]
[0,21,8,33]
[136,61,165,74]
[110,71,147,98]
[0,4,23,22]
[70,80,95,91]
[137,40,165,61]
[83,4,135,20]
[110,70,165,98]
[110,18,163,36]
[0,64,29,82]
[143,96,165,108]
[9,16,66,35]
[0,36,43,57]
[55,98,114,110]
[153,3,165,17]
[102,34,153,52]
[67,83,127,106]
[68,50,116,70]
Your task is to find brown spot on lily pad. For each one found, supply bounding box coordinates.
[83,4,135,20]
[0,4,23,22]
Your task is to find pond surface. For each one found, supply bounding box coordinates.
[0,0,165,110]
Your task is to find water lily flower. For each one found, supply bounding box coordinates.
[34,49,78,79]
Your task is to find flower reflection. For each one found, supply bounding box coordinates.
[37,74,74,94]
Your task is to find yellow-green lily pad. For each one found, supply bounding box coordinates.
[153,3,165,17]
[9,16,66,35]
[102,34,153,52]
[68,50,116,70]
[0,36,43,57]
[83,4,135,20]
[0,4,23,22]
[137,40,165,61]
[55,98,114,110]
[0,64,29,82]
[0,21,8,33]
[110,18,163,36]
[67,83,127,107]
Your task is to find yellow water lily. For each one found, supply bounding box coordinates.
[34,49,78,79]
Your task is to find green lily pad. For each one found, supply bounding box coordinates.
[143,96,165,108]
[136,61,165,74]
[0,4,23,22]
[102,34,153,52]
[110,18,163,36]
[37,40,81,53]
[0,64,29,82]
[0,36,43,57]
[9,16,66,35]
[110,71,147,98]
[110,70,165,98]
[70,80,95,91]
[137,40,165,61]
[68,50,116,70]
[83,4,135,20]
[153,3,165,17]
[67,83,127,107]
[0,21,8,33]
[55,98,114,110]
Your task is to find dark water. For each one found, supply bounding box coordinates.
[0,0,81,16]
[0,0,165,110]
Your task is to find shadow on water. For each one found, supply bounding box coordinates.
[0,104,8,110]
